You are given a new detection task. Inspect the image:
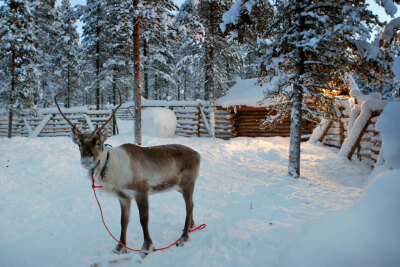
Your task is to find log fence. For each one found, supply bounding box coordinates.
[0,109,116,138]
[317,103,384,169]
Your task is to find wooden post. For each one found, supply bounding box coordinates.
[133,0,142,145]
[339,107,345,147]
[318,120,333,143]
[8,49,16,138]
[347,113,374,160]
[197,105,201,137]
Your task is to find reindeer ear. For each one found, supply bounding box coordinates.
[71,128,81,145]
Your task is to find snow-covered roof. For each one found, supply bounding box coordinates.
[216,78,267,108]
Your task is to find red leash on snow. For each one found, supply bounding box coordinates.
[91,176,206,252]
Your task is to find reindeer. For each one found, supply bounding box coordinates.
[54,90,200,256]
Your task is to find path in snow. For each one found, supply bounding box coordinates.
[0,121,370,266]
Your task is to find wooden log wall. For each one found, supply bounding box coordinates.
[229,107,315,139]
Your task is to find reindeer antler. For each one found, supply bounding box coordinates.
[92,88,123,135]
[54,91,82,134]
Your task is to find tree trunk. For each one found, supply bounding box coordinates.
[113,70,116,106]
[143,38,149,99]
[207,1,216,138]
[67,64,71,108]
[133,0,142,145]
[8,49,16,138]
[155,75,159,100]
[184,69,187,100]
[288,7,305,178]
[96,11,101,110]
[113,70,117,135]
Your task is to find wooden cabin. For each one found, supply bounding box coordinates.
[215,79,316,139]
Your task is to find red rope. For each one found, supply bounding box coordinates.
[91,176,206,252]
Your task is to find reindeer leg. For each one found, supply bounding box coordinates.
[177,181,195,247]
[114,197,131,254]
[135,192,155,255]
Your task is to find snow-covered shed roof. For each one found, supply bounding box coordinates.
[216,78,267,108]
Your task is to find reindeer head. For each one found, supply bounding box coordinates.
[71,128,108,169]
[54,90,121,170]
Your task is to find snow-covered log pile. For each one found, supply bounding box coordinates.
[311,88,399,169]
[0,108,115,138]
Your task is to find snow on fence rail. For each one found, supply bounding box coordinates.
[0,108,116,138]
[311,91,399,169]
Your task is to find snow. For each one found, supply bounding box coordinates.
[376,102,400,169]
[339,89,390,159]
[142,108,177,138]
[216,78,267,107]
[282,166,400,267]
[220,0,258,32]
[2,119,390,266]
[393,56,400,82]
[309,118,330,143]
[379,0,399,17]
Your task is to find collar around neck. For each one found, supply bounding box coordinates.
[91,151,110,176]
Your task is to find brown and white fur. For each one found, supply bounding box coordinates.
[72,129,200,256]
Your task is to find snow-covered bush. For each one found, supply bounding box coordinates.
[377,102,400,169]
[142,107,176,138]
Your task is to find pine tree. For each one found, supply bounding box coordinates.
[223,0,393,177]
[140,0,178,100]
[174,0,205,100]
[195,0,242,137]
[0,0,40,138]
[54,0,81,108]
[29,0,59,108]
[81,0,107,110]
[101,0,133,105]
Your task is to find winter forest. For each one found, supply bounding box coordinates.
[1,0,400,266]
[1,0,399,111]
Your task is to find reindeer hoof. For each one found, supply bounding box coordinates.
[140,243,155,257]
[176,236,189,247]
[113,245,128,254]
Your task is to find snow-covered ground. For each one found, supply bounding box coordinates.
[0,120,398,267]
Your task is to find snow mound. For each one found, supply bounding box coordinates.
[377,102,400,169]
[142,107,176,138]
[282,167,400,267]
